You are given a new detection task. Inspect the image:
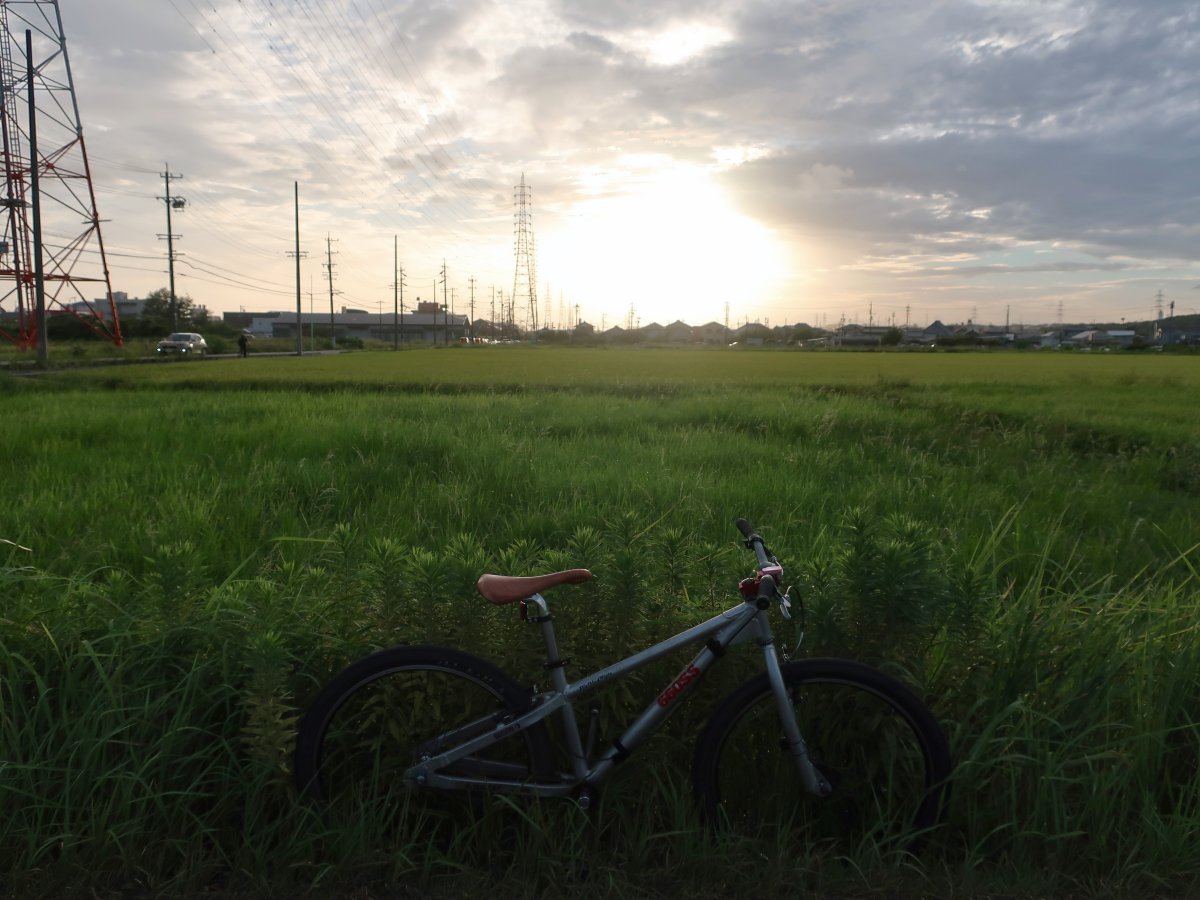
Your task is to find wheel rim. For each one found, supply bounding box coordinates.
[313,664,541,811]
[709,676,939,849]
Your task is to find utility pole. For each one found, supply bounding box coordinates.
[725,301,730,343]
[490,284,495,338]
[441,260,448,345]
[287,182,305,355]
[450,286,458,342]
[1005,305,1010,332]
[157,162,184,331]
[309,274,314,353]
[324,234,338,348]
[905,305,910,330]
[392,236,398,350]
[25,31,46,362]
[468,276,476,340]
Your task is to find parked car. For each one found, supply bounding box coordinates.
[157,333,209,356]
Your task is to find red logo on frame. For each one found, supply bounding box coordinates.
[657,663,701,708]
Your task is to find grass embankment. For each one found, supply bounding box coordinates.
[1,349,1198,898]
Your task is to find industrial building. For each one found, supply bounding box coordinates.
[223,307,468,343]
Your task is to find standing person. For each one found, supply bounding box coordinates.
[237,333,249,358]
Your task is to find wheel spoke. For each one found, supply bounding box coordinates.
[694,660,949,852]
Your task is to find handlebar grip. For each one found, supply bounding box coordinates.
[735,518,754,538]
[756,574,775,599]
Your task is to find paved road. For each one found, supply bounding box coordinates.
[3,348,346,375]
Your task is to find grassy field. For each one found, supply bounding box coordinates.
[1,347,1199,898]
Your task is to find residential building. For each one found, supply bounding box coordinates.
[1063,330,1119,347]
[663,320,692,343]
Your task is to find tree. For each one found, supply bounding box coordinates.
[141,287,194,329]
[881,327,903,346]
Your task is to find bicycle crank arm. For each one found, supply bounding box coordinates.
[404,690,569,788]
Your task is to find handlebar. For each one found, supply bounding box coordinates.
[756,573,775,601]
[735,517,773,569]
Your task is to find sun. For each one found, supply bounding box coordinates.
[539,166,785,328]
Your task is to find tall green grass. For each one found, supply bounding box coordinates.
[1,351,1198,896]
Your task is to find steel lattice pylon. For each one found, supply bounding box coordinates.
[513,173,536,335]
[0,0,119,349]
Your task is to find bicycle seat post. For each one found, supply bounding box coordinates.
[527,592,588,780]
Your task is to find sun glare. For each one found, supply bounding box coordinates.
[540,168,785,328]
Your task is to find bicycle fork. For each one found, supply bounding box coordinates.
[756,612,833,797]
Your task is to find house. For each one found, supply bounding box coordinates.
[663,320,692,343]
[602,325,626,343]
[694,321,727,343]
[903,320,955,343]
[1064,330,1118,347]
[638,322,666,341]
[1162,328,1200,346]
[574,321,595,336]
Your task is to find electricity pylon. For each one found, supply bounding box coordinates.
[0,0,120,349]
[513,174,536,335]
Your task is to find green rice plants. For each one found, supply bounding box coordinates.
[1,350,1199,896]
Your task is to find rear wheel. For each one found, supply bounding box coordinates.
[693,658,950,851]
[294,645,555,817]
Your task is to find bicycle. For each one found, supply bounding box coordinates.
[294,518,952,846]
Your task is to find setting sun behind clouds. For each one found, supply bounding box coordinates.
[538,166,786,328]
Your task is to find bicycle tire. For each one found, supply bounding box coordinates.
[693,658,950,851]
[294,645,555,805]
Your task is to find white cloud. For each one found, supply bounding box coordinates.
[56,0,1200,326]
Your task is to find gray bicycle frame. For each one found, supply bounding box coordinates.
[403,584,833,798]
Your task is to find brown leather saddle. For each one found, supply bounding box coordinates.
[476,569,593,605]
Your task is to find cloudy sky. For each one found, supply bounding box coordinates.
[56,0,1200,328]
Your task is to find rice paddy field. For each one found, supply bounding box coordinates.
[2,346,1199,898]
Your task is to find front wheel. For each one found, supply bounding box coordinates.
[294,645,555,813]
[692,658,950,851]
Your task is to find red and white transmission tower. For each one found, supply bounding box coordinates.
[0,0,120,350]
[512,174,536,334]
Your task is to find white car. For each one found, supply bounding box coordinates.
[157,332,209,356]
